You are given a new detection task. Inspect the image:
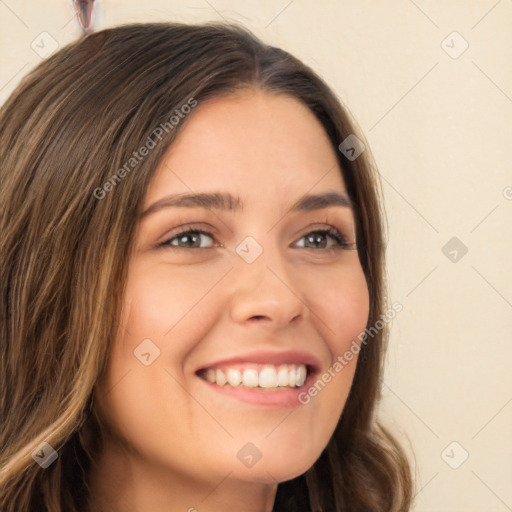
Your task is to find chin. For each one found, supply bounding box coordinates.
[231,450,319,484]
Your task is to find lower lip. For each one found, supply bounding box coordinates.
[197,371,317,407]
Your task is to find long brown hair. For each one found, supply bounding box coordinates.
[0,21,414,511]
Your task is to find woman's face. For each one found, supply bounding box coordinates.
[95,90,369,495]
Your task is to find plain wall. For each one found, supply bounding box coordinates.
[1,1,511,510]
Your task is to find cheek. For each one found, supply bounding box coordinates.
[306,260,370,355]
[105,260,225,409]
[120,260,224,348]
[122,262,197,333]
[94,262,221,462]
[296,260,369,425]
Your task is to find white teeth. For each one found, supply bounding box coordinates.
[296,365,307,386]
[242,369,259,388]
[201,364,308,389]
[258,366,278,388]
[215,368,227,386]
[227,368,242,387]
[277,365,289,386]
[288,367,297,387]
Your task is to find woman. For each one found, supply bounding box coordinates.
[0,21,414,511]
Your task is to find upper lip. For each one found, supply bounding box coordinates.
[195,349,322,374]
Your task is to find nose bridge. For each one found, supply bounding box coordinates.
[228,232,306,324]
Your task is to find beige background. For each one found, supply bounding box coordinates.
[1,1,511,510]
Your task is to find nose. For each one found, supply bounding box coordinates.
[228,241,307,327]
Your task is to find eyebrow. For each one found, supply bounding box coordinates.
[140,191,353,218]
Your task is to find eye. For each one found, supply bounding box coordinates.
[294,228,355,251]
[157,225,355,251]
[158,228,216,249]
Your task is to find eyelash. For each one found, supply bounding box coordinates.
[157,225,355,252]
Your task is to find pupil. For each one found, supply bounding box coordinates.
[181,233,199,247]
[307,233,326,248]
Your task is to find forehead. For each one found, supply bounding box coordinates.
[145,90,347,208]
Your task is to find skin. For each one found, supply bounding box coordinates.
[90,89,370,512]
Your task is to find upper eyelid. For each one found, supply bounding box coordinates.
[165,223,348,238]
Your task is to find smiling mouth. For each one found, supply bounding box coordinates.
[196,363,311,391]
